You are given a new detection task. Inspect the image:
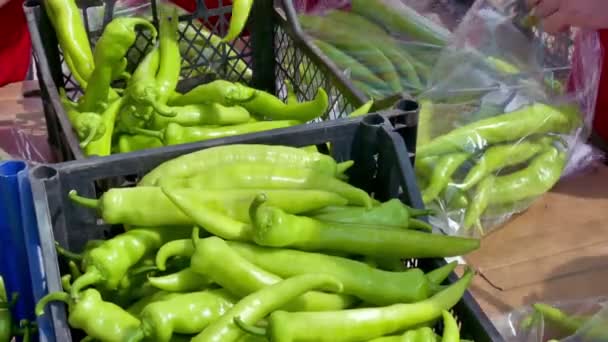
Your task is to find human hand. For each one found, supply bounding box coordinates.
[526,0,608,33]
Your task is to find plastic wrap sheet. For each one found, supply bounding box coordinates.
[414,0,604,237]
[291,0,463,100]
[495,299,608,342]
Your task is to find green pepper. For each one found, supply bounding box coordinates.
[192,273,342,342]
[236,269,473,341]
[44,0,94,87]
[83,97,125,157]
[36,289,140,341]
[441,310,460,342]
[227,241,433,305]
[463,176,494,231]
[169,80,256,107]
[126,291,179,317]
[162,162,373,207]
[239,88,329,122]
[117,134,163,153]
[426,261,458,286]
[148,268,212,292]
[129,289,236,342]
[189,236,356,311]
[349,100,375,118]
[79,17,157,113]
[60,90,106,148]
[139,144,343,186]
[69,227,188,295]
[222,0,254,42]
[70,187,347,226]
[135,120,300,146]
[150,103,251,129]
[527,303,586,336]
[156,6,181,105]
[312,40,390,95]
[250,194,479,259]
[457,139,549,191]
[421,153,470,204]
[487,146,566,205]
[312,199,433,231]
[0,281,18,342]
[417,103,580,157]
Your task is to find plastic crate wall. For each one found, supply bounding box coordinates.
[25,0,370,161]
[30,115,503,341]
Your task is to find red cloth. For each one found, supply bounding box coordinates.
[592,30,608,142]
[0,0,31,87]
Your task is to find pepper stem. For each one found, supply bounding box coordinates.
[68,260,82,278]
[336,160,354,175]
[68,190,100,209]
[248,193,268,225]
[233,316,267,336]
[132,127,165,141]
[35,292,71,316]
[79,122,99,149]
[55,241,83,262]
[70,268,102,298]
[61,275,72,292]
[192,227,200,251]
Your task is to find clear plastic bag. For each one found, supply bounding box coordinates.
[414,0,603,237]
[494,299,608,342]
[290,0,457,99]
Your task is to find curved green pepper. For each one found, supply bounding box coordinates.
[168,80,256,107]
[36,289,140,341]
[150,103,251,129]
[192,273,342,342]
[222,0,254,42]
[421,153,470,204]
[138,144,342,186]
[239,88,329,122]
[250,195,479,259]
[235,270,473,342]
[189,236,356,311]
[135,120,299,146]
[157,5,181,104]
[83,97,125,157]
[148,268,212,293]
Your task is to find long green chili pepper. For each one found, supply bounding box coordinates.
[250,194,479,259]
[163,162,373,207]
[139,144,343,186]
[442,310,460,342]
[426,261,458,286]
[135,120,299,146]
[222,0,254,42]
[312,40,390,94]
[417,103,580,157]
[487,146,566,205]
[463,176,495,231]
[157,6,181,104]
[312,199,433,231]
[70,187,347,226]
[235,269,473,341]
[36,289,141,341]
[169,80,257,107]
[79,17,157,113]
[70,227,188,296]
[239,87,328,122]
[228,241,433,305]
[528,303,586,336]
[44,0,94,86]
[190,236,357,311]
[457,139,549,191]
[148,268,212,293]
[349,100,375,118]
[60,90,106,148]
[151,103,251,129]
[124,46,161,123]
[192,272,342,342]
[84,97,125,157]
[129,289,236,342]
[421,153,470,204]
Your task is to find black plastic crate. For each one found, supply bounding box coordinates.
[24,0,382,162]
[30,115,502,342]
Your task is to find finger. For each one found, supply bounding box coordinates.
[543,10,570,34]
[533,0,561,18]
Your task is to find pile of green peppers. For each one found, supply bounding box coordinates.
[47,0,331,157]
[415,101,581,233]
[0,276,35,342]
[38,144,481,342]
